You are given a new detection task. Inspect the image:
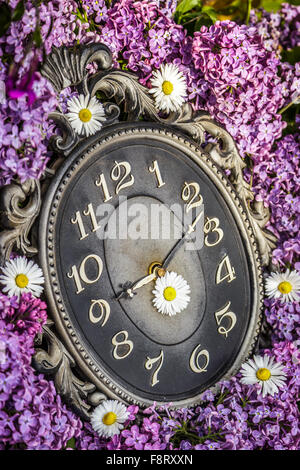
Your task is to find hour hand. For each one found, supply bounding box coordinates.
[116,273,156,300]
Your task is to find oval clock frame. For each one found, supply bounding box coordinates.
[0,44,276,419]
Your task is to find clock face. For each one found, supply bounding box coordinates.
[40,124,262,408]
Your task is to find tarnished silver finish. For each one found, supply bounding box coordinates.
[33,319,106,419]
[0,43,276,418]
[0,179,41,266]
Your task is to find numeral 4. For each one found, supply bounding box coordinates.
[216,254,236,285]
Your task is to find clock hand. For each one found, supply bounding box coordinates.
[161,209,204,270]
[117,272,156,300]
[117,210,203,300]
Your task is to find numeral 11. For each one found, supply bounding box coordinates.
[71,203,101,240]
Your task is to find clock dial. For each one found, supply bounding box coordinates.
[40,124,262,408]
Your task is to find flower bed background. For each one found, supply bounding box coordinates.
[0,0,299,450]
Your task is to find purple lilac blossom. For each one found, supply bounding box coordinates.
[0,0,299,451]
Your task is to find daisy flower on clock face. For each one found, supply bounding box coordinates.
[0,256,44,298]
[90,400,129,438]
[149,63,187,114]
[66,94,106,137]
[240,354,287,397]
[152,271,191,316]
[265,269,300,303]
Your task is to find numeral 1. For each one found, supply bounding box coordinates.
[71,203,101,241]
[148,160,165,188]
[71,211,89,240]
[83,203,101,232]
[145,350,164,387]
[95,172,112,202]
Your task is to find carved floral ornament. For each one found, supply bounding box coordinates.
[0,43,277,419]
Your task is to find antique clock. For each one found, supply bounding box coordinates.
[0,44,276,419]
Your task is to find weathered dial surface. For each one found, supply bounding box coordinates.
[39,124,262,408]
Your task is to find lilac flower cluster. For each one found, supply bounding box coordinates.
[250,3,300,53]
[252,133,300,268]
[0,292,47,337]
[0,292,83,449]
[75,341,300,450]
[191,22,288,163]
[0,0,299,451]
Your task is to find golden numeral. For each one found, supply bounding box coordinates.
[71,203,101,240]
[111,330,134,360]
[189,344,209,373]
[216,254,236,285]
[89,299,110,327]
[215,301,237,338]
[204,217,224,247]
[67,254,103,294]
[71,211,89,241]
[95,172,112,202]
[148,160,165,188]
[145,350,164,387]
[111,161,134,195]
[182,181,203,213]
[83,203,101,232]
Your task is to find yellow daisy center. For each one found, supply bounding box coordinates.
[256,368,271,381]
[102,412,117,426]
[162,80,174,95]
[15,273,29,288]
[277,281,292,294]
[163,286,177,301]
[78,108,92,123]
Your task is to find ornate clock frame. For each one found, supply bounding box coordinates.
[0,44,277,419]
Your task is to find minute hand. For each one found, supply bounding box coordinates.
[161,210,203,270]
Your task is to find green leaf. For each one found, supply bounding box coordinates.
[33,26,42,48]
[202,5,218,22]
[259,0,285,12]
[194,12,215,28]
[176,0,201,14]
[281,46,300,66]
[66,437,76,449]
[0,3,12,36]
[11,0,24,22]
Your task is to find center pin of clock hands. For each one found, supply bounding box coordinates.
[116,213,202,300]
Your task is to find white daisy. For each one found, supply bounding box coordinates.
[0,256,44,298]
[152,271,190,316]
[265,269,300,303]
[149,63,187,114]
[240,354,287,397]
[90,400,129,438]
[66,94,106,137]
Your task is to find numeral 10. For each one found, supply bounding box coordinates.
[67,254,103,294]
